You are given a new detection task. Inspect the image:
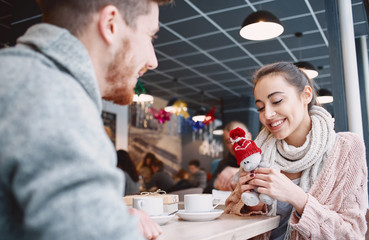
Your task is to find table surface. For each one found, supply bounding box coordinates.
[158,212,280,240]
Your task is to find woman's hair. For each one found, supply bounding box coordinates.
[252,62,318,110]
[37,0,172,36]
[143,152,158,166]
[117,149,139,182]
[175,169,188,180]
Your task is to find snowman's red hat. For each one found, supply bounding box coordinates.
[229,127,262,165]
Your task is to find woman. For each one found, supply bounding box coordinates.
[116,150,140,196]
[225,62,367,239]
[136,152,158,182]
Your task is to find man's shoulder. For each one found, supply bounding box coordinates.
[219,156,238,168]
[195,170,206,176]
[0,45,53,67]
[0,46,65,87]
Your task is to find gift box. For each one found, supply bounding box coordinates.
[123,193,179,214]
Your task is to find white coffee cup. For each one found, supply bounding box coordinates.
[184,194,219,212]
[133,197,163,216]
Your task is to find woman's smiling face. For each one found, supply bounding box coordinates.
[254,73,312,146]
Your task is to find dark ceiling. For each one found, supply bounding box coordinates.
[144,0,369,112]
[1,0,368,114]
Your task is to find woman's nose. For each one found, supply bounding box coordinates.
[264,107,276,119]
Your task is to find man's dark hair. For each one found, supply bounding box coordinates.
[36,0,172,36]
[188,159,200,168]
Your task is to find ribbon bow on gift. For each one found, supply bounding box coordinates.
[140,189,167,195]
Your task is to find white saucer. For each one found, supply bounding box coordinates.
[150,214,175,225]
[176,209,224,222]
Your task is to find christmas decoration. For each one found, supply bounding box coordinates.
[149,107,171,124]
[202,107,216,125]
[172,99,190,119]
[134,79,147,96]
[187,117,204,132]
[199,132,223,157]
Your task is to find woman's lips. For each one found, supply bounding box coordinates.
[268,118,285,131]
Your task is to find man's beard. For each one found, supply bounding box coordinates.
[103,39,136,106]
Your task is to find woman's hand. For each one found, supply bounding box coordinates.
[238,170,265,211]
[249,168,308,215]
[238,170,257,193]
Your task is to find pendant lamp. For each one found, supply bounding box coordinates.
[133,93,154,103]
[294,61,319,79]
[192,108,207,122]
[164,97,178,112]
[212,126,224,136]
[133,78,154,103]
[240,10,284,41]
[317,88,333,104]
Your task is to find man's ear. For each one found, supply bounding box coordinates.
[97,5,120,45]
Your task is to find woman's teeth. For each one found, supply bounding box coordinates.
[271,120,283,127]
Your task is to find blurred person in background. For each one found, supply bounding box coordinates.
[168,169,192,192]
[137,152,158,182]
[203,121,251,193]
[116,150,140,196]
[145,160,174,192]
[188,159,207,190]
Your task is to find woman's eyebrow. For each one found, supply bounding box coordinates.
[255,91,284,104]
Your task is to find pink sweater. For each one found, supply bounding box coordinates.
[225,132,368,239]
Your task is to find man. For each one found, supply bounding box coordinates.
[204,121,252,193]
[188,159,207,190]
[145,161,174,192]
[0,0,171,239]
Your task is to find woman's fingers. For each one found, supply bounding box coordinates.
[254,167,279,175]
[239,174,251,185]
[240,183,257,193]
[239,171,257,193]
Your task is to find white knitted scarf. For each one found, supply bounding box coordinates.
[254,105,336,239]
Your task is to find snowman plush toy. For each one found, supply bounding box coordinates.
[229,127,274,207]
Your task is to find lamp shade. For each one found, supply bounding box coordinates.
[192,108,207,122]
[133,93,154,103]
[294,61,319,79]
[164,97,178,112]
[213,126,224,136]
[240,10,284,41]
[317,88,333,104]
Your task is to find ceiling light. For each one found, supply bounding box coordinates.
[240,11,284,41]
[212,126,224,136]
[164,97,178,112]
[133,93,154,103]
[192,108,207,122]
[192,114,206,122]
[294,61,319,79]
[317,88,333,104]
